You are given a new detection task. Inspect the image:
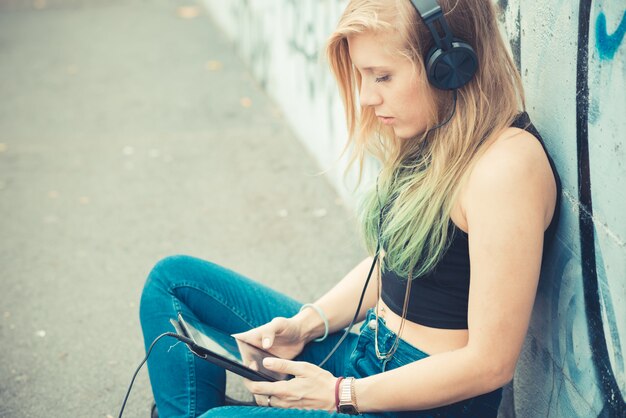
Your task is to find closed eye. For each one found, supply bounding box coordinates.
[375,75,390,83]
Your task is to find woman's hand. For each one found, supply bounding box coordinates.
[244,358,337,412]
[232,316,307,360]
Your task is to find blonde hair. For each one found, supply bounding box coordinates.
[326,0,525,278]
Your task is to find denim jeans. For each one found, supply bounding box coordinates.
[139,255,502,417]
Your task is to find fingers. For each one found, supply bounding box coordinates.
[252,393,284,408]
[242,361,285,397]
[231,330,254,345]
[245,379,286,397]
[253,394,270,407]
[233,317,289,349]
[242,361,261,394]
[244,359,333,411]
[262,357,312,377]
[244,366,288,398]
[260,317,289,349]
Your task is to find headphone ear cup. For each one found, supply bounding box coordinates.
[425,40,478,90]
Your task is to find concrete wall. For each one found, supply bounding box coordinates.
[496,2,625,417]
[201,0,626,416]
[202,0,376,203]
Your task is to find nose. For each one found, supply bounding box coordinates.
[359,79,383,108]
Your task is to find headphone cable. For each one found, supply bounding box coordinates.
[121,91,459,411]
[118,332,197,418]
[318,90,456,367]
[317,170,386,368]
[430,89,458,132]
[316,249,380,368]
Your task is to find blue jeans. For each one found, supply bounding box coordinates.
[139,255,502,417]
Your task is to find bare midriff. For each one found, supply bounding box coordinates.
[369,182,471,355]
[377,298,469,355]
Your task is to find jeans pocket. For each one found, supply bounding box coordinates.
[347,328,372,378]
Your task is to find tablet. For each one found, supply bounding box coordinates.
[169,314,288,382]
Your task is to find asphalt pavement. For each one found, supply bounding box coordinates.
[0,1,365,416]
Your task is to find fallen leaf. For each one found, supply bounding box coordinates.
[33,0,46,9]
[0,143,7,153]
[48,190,59,199]
[66,65,78,75]
[3,312,9,318]
[240,97,252,108]
[206,60,223,71]
[177,6,200,19]
[79,196,89,205]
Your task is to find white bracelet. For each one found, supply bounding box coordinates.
[299,303,329,342]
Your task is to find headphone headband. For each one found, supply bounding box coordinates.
[410,0,453,51]
[409,0,478,90]
[411,0,440,18]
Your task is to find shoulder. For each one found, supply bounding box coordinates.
[471,127,552,186]
[461,127,557,231]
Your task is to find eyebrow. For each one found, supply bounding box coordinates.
[354,65,392,72]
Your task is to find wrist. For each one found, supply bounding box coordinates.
[294,304,328,343]
[334,376,345,411]
[337,376,360,415]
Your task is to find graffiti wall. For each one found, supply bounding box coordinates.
[202,0,625,416]
[496,1,625,417]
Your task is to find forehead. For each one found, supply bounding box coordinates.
[347,32,403,70]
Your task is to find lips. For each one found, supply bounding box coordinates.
[377,115,395,125]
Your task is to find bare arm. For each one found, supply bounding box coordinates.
[295,256,379,343]
[355,132,557,411]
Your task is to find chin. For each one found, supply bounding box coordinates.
[396,125,426,140]
[394,128,415,140]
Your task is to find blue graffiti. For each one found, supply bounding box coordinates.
[595,10,626,60]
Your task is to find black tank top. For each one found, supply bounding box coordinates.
[380,112,562,329]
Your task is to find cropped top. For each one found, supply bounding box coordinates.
[381,112,562,329]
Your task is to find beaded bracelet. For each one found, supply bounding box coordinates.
[299,303,329,342]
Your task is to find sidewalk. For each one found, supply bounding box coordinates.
[0,1,365,416]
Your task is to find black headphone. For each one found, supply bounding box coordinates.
[410,0,478,90]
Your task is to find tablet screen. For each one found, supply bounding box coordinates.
[176,314,287,381]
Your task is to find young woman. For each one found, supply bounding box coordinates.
[139,0,561,416]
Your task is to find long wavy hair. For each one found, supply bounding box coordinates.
[325,0,525,278]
